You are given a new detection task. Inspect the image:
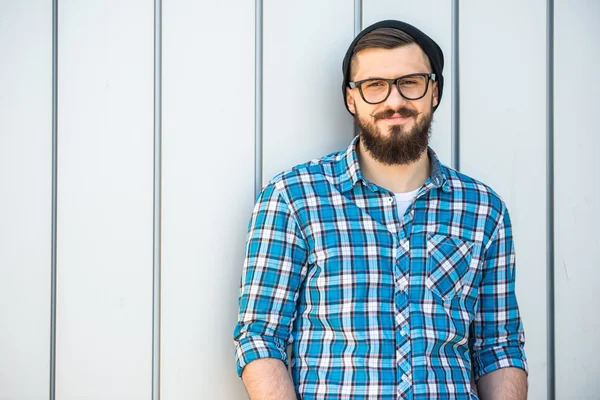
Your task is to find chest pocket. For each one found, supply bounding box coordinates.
[426,234,475,301]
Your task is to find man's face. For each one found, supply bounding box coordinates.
[346,44,439,165]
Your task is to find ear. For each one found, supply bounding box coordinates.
[346,87,356,114]
[431,81,439,108]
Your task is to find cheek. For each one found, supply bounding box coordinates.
[354,103,371,119]
[416,98,433,114]
[361,103,387,118]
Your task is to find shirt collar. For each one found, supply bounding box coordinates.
[334,135,452,194]
[427,146,452,193]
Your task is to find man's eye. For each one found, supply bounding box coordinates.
[400,80,417,85]
[366,81,386,88]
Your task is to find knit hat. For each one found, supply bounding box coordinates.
[342,20,444,115]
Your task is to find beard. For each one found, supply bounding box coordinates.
[355,105,433,165]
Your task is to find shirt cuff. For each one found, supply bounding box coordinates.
[235,334,289,377]
[473,344,529,380]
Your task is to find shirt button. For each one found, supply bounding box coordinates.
[398,277,408,291]
[402,373,412,382]
[388,197,393,203]
[400,329,408,336]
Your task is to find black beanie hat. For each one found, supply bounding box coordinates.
[342,20,444,115]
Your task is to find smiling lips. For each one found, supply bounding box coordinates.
[373,107,418,122]
[385,113,407,120]
[381,113,412,123]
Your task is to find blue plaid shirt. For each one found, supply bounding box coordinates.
[234,136,527,399]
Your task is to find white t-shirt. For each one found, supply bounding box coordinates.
[394,187,420,220]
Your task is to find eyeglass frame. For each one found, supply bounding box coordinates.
[348,73,437,104]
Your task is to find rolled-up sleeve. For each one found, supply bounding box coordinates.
[233,182,308,377]
[470,203,528,380]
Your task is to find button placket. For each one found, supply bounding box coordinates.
[394,237,412,399]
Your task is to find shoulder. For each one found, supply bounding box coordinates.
[443,166,510,233]
[262,149,345,202]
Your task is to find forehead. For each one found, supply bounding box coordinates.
[353,44,431,80]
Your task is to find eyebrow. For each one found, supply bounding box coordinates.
[354,73,430,82]
[352,76,395,81]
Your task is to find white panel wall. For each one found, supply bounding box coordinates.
[459,2,548,398]
[161,1,254,398]
[0,1,52,399]
[56,1,154,398]
[363,0,454,165]
[3,1,600,398]
[262,0,355,183]
[554,0,600,396]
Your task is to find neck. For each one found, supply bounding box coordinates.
[356,137,431,193]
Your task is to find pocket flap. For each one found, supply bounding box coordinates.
[426,234,474,300]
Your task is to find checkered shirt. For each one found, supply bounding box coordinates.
[234,136,528,399]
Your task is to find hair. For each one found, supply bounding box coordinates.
[350,28,429,79]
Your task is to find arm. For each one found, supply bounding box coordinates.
[233,183,308,397]
[477,367,527,400]
[242,358,296,400]
[470,203,528,399]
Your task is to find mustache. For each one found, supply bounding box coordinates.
[371,107,420,121]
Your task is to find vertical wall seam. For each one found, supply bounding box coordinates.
[50,0,58,399]
[451,0,460,171]
[354,0,362,35]
[254,0,263,198]
[152,0,162,399]
[546,0,555,398]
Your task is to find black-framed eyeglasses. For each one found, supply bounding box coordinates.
[348,73,436,104]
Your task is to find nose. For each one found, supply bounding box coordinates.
[383,83,407,109]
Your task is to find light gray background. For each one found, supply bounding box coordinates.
[1,0,598,399]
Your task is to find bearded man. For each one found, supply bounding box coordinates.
[234,20,528,400]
